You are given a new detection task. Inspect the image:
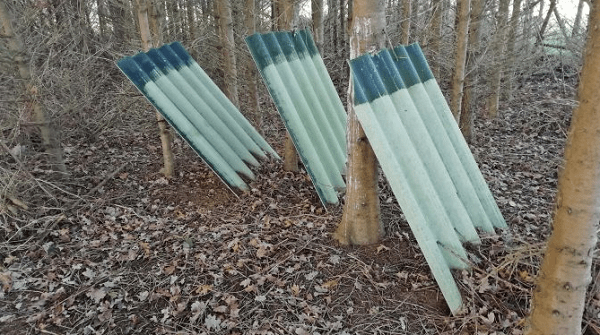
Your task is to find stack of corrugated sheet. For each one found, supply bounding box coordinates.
[349,43,507,314]
[117,42,278,192]
[246,30,347,206]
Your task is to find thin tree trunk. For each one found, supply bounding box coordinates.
[525,2,600,333]
[572,0,584,37]
[334,0,385,246]
[503,0,522,101]
[109,0,127,46]
[429,0,442,77]
[339,0,346,56]
[148,0,164,45]
[329,0,339,54]
[215,0,239,108]
[0,0,67,174]
[486,0,510,118]
[535,0,555,46]
[552,7,568,42]
[401,0,411,44]
[97,0,107,39]
[244,0,261,131]
[450,0,470,121]
[312,0,324,52]
[274,0,300,172]
[459,0,483,143]
[186,0,196,43]
[136,0,175,178]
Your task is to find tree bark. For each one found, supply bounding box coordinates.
[552,7,569,42]
[401,0,411,44]
[503,0,522,101]
[215,0,239,108]
[535,0,556,46]
[459,0,483,143]
[312,0,324,52]
[572,0,585,37]
[525,2,600,333]
[186,0,196,43]
[244,0,261,131]
[334,0,385,246]
[450,0,470,122]
[486,0,510,118]
[0,0,67,174]
[428,0,442,78]
[108,0,128,46]
[136,0,175,178]
[273,0,300,172]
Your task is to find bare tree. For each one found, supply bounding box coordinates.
[428,0,442,77]
[459,0,483,143]
[136,0,175,178]
[572,0,585,38]
[334,0,385,246]
[450,0,470,122]
[273,0,300,172]
[401,0,411,44]
[215,0,239,108]
[503,0,522,101]
[0,0,67,174]
[486,0,510,118]
[244,0,261,129]
[525,2,600,333]
[535,0,556,47]
[312,0,324,52]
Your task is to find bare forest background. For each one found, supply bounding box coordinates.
[0,0,594,334]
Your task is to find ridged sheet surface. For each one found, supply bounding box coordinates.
[349,43,506,314]
[117,42,278,192]
[246,30,347,205]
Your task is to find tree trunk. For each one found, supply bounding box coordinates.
[332,0,339,55]
[136,0,175,178]
[428,0,442,78]
[97,0,107,39]
[572,0,584,37]
[273,0,300,172]
[486,0,510,118]
[339,0,346,57]
[108,0,130,47]
[401,0,411,44]
[0,0,67,174]
[186,0,196,43]
[148,0,164,45]
[525,2,600,333]
[535,0,556,46]
[503,0,522,101]
[552,7,569,42]
[244,0,261,131]
[215,0,239,108]
[312,0,324,52]
[450,0,470,122]
[334,0,385,246]
[459,0,483,143]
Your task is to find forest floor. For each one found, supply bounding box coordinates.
[1,65,599,335]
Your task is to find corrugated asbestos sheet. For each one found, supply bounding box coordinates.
[246,30,347,206]
[349,43,507,314]
[117,42,279,192]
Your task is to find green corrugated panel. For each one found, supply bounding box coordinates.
[117,42,279,192]
[403,43,507,229]
[246,30,347,206]
[350,45,507,314]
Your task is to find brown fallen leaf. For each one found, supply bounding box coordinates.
[0,272,12,292]
[195,284,212,295]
